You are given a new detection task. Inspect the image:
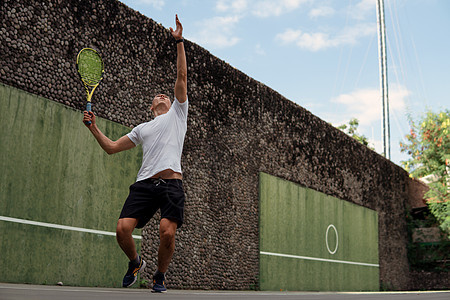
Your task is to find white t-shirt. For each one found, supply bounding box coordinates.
[127,97,188,182]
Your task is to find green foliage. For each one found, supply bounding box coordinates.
[139,278,149,288]
[337,118,374,150]
[400,109,450,236]
[405,208,449,272]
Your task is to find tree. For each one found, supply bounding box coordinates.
[337,118,374,150]
[400,109,450,236]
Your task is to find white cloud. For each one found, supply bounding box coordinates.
[276,28,331,52]
[216,0,248,14]
[349,0,376,20]
[332,88,381,125]
[330,84,411,160]
[297,32,333,51]
[189,16,241,49]
[331,84,410,127]
[252,0,310,17]
[309,6,335,18]
[335,23,376,45]
[276,28,303,43]
[276,23,375,51]
[133,0,165,10]
[215,0,310,17]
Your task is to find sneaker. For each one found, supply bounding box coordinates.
[122,256,146,288]
[151,272,167,293]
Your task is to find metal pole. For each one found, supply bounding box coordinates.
[376,0,390,159]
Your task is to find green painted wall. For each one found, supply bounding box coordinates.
[259,172,379,291]
[0,83,142,287]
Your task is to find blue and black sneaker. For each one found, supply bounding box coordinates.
[151,271,167,293]
[122,256,146,288]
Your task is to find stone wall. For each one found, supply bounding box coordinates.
[0,0,424,290]
[409,271,450,291]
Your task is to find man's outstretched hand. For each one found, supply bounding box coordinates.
[170,14,183,40]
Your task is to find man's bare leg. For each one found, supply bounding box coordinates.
[117,218,146,288]
[116,218,139,260]
[151,218,177,293]
[157,218,178,273]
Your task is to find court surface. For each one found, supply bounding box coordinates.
[1,283,449,300]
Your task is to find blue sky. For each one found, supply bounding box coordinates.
[119,0,450,166]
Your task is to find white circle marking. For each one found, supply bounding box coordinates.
[326,224,338,254]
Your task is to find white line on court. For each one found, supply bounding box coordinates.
[0,216,141,240]
[260,251,379,267]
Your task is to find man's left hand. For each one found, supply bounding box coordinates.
[170,14,183,40]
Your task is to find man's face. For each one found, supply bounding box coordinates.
[151,94,171,113]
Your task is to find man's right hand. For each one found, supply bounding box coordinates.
[83,111,96,127]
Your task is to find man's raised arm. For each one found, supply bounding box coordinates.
[170,14,187,103]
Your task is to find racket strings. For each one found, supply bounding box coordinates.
[77,50,103,86]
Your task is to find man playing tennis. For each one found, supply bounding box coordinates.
[82,15,187,293]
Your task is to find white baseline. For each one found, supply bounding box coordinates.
[260,251,379,267]
[0,216,141,240]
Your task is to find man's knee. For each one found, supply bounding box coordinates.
[159,219,177,241]
[116,218,138,238]
[160,228,175,242]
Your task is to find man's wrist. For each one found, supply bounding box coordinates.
[89,123,99,133]
[176,38,184,44]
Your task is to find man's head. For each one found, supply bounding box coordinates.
[150,94,171,117]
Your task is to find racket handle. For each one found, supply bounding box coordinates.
[85,102,92,125]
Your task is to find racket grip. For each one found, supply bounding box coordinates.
[85,102,92,125]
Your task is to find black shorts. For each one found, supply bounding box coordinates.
[119,178,185,229]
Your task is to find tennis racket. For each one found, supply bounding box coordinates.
[76,48,104,125]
